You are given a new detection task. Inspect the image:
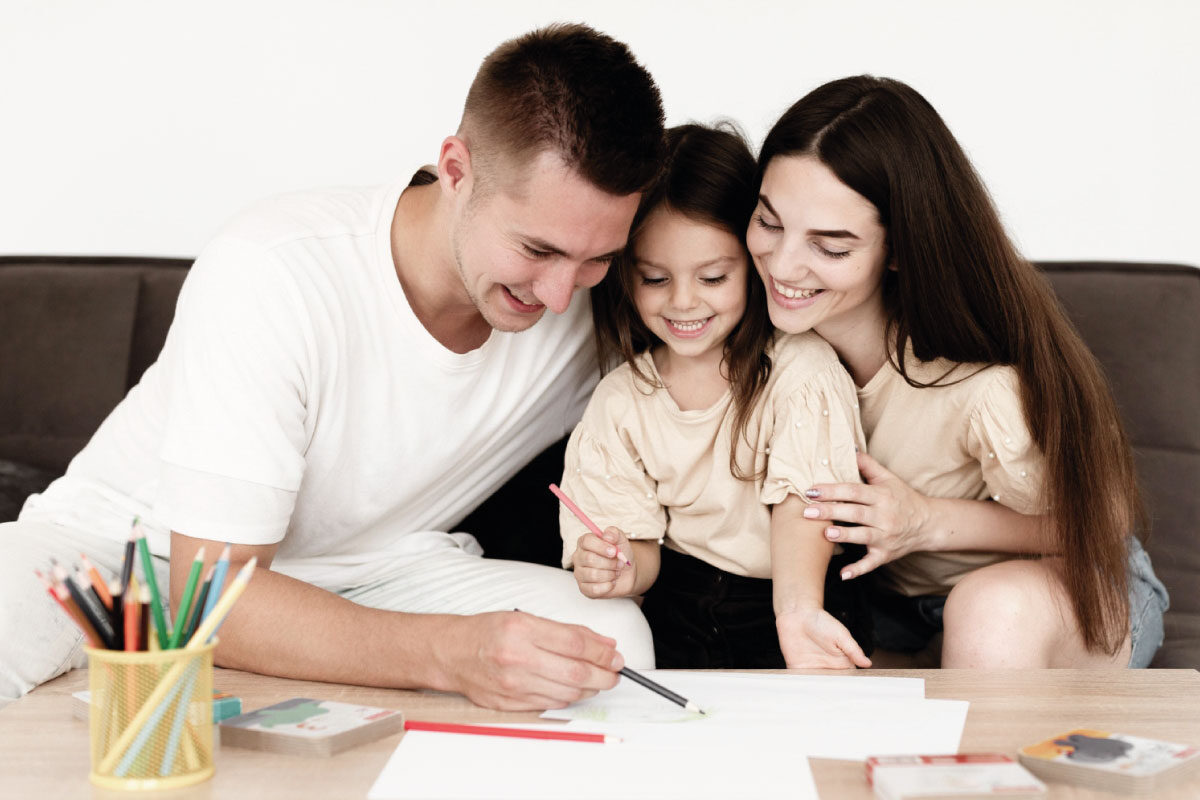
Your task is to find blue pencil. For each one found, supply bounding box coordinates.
[200,543,231,624]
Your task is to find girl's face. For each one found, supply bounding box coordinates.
[746,155,890,344]
[631,206,749,365]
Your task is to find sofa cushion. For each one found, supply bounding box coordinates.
[0,262,140,472]
[0,459,58,523]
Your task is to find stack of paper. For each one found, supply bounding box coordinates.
[368,673,968,800]
[220,697,404,756]
[1018,729,1200,794]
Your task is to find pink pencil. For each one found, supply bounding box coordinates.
[549,483,630,566]
[404,720,620,744]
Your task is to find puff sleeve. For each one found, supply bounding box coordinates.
[965,367,1048,515]
[761,358,866,505]
[558,387,665,568]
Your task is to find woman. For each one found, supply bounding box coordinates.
[746,75,1168,667]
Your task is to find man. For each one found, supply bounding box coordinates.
[0,23,665,710]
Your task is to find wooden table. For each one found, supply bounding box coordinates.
[2,668,1199,799]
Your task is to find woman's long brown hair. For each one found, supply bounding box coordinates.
[592,123,773,479]
[757,76,1140,653]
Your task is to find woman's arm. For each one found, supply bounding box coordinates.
[803,452,1055,580]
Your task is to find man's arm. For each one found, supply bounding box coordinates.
[169,532,624,711]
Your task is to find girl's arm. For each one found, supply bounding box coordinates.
[771,494,871,669]
[804,452,1054,580]
[572,529,661,598]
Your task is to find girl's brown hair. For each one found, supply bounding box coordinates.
[592,123,773,479]
[758,76,1140,653]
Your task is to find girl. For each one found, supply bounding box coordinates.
[558,124,872,669]
[747,76,1168,668]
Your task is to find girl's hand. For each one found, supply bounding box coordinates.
[776,606,871,669]
[571,527,638,598]
[803,452,933,580]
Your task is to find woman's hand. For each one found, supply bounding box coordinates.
[802,452,934,580]
[776,606,871,669]
[571,527,638,598]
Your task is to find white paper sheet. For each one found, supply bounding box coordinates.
[556,695,969,761]
[541,671,926,723]
[367,728,819,800]
[367,674,964,799]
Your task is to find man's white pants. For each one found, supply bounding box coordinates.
[0,519,654,706]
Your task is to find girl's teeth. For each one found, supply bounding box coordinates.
[670,319,707,331]
[773,280,821,299]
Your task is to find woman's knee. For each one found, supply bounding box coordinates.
[942,560,1064,667]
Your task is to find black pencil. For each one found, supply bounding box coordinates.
[182,568,213,642]
[619,667,705,714]
[119,525,137,597]
[60,567,116,649]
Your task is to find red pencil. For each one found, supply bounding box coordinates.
[403,720,620,744]
[548,483,630,566]
[123,586,141,652]
[36,570,101,647]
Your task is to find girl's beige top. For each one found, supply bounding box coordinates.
[859,354,1048,597]
[559,332,865,579]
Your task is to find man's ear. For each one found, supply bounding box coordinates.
[437,135,472,197]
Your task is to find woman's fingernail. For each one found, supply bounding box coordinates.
[804,488,820,498]
[841,570,852,581]
[803,507,819,518]
[826,528,840,540]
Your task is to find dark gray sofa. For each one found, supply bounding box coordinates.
[1,256,1196,668]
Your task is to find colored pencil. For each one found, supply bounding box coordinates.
[108,579,124,639]
[119,524,138,596]
[201,543,231,622]
[74,567,110,629]
[182,566,214,643]
[549,483,630,565]
[58,564,116,649]
[138,584,151,652]
[168,547,205,649]
[35,569,99,647]
[135,527,170,649]
[80,554,113,610]
[57,580,105,648]
[619,667,705,714]
[124,586,141,652]
[403,720,620,744]
[186,557,256,647]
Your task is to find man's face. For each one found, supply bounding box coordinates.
[451,150,641,332]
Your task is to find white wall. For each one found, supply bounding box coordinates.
[2,0,1197,266]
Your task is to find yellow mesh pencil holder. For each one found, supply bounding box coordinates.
[86,641,216,790]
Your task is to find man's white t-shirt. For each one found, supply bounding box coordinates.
[22,180,599,590]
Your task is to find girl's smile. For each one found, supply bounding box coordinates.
[632,206,749,368]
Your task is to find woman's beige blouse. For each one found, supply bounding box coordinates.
[859,355,1048,596]
[559,332,865,579]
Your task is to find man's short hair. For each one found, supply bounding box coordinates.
[462,22,665,196]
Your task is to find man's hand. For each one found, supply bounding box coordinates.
[776,606,872,669]
[571,527,638,598]
[437,610,624,711]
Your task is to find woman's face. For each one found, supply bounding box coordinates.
[631,206,748,365]
[746,155,890,345]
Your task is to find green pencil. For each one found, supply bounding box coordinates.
[135,523,171,650]
[167,546,205,649]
